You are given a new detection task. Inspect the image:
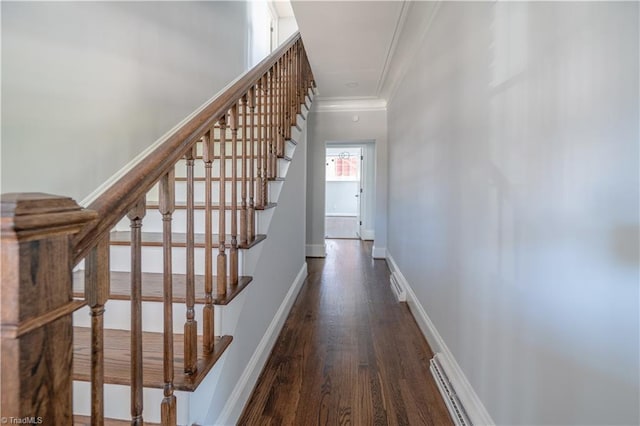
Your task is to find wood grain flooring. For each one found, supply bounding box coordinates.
[240,239,452,425]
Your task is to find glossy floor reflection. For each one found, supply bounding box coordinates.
[240,239,452,425]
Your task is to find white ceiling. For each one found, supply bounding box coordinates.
[291,1,406,100]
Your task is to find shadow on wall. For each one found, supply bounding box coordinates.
[612,225,639,267]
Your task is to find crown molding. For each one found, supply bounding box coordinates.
[313,97,387,113]
[375,0,410,97]
[380,1,442,105]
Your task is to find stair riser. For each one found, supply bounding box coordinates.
[137,209,256,234]
[110,245,246,275]
[73,381,191,424]
[74,300,223,336]
[173,157,288,179]
[143,179,283,204]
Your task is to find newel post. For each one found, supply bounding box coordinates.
[1,193,97,424]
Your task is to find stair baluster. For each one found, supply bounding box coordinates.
[296,41,303,116]
[267,66,274,182]
[248,86,256,241]
[230,103,239,286]
[159,170,177,425]
[286,49,292,149]
[287,48,292,140]
[127,196,146,426]
[293,45,298,127]
[262,73,270,200]
[240,96,248,247]
[273,60,280,177]
[84,236,110,426]
[256,79,264,209]
[274,63,279,178]
[203,131,215,354]
[184,147,198,374]
[217,116,228,296]
[279,54,285,158]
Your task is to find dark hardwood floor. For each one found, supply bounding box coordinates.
[239,239,452,425]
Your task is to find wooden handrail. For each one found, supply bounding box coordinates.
[72,32,304,265]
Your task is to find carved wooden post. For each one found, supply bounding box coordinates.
[229,103,239,286]
[256,78,264,209]
[127,196,146,426]
[202,132,215,354]
[240,95,248,247]
[1,193,96,425]
[217,116,228,296]
[84,235,110,426]
[158,170,177,425]
[184,147,197,374]
[248,86,256,241]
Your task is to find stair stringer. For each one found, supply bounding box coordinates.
[186,98,313,425]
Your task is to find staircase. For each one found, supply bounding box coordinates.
[1,32,314,425]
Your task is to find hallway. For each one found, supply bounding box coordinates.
[240,239,452,425]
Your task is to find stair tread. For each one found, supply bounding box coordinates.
[110,231,266,249]
[73,327,232,392]
[74,415,159,426]
[145,201,276,211]
[73,271,252,306]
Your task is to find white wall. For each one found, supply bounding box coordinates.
[278,16,298,45]
[306,108,387,256]
[248,0,273,67]
[2,1,249,202]
[386,2,639,425]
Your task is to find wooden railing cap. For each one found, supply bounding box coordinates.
[1,192,97,236]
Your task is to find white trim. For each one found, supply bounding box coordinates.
[214,263,308,426]
[371,245,386,259]
[386,252,495,426]
[305,243,326,258]
[313,97,387,113]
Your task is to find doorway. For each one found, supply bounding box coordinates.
[325,146,362,239]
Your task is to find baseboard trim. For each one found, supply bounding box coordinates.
[360,229,375,241]
[386,251,495,426]
[306,243,326,258]
[214,262,308,426]
[371,245,386,259]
